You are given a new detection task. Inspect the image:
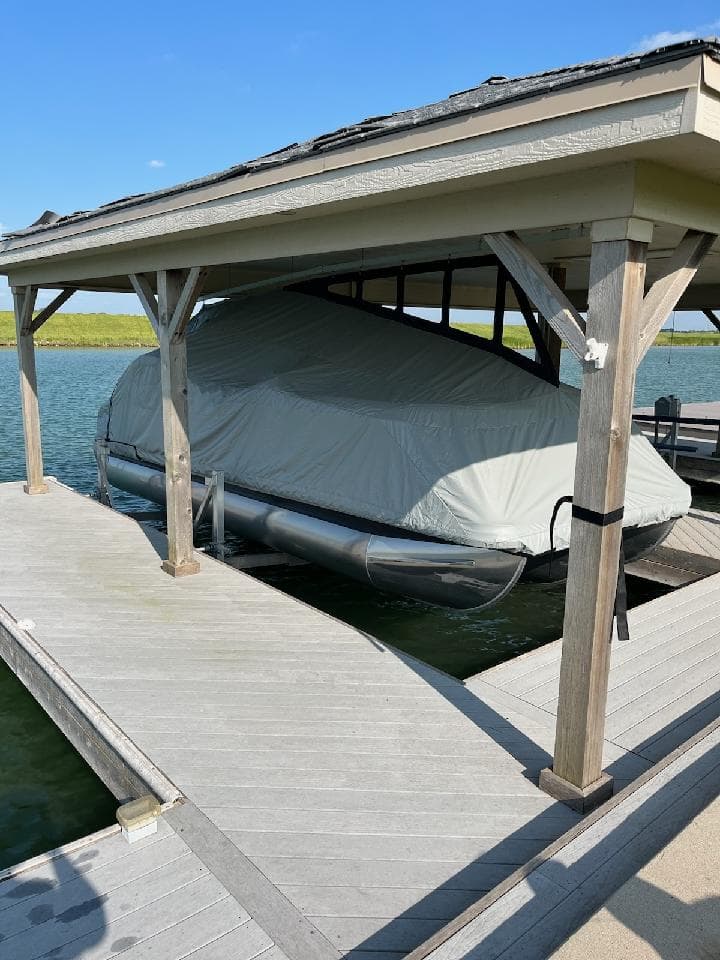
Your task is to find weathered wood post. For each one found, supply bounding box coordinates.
[156,268,206,577]
[13,285,48,495]
[484,224,714,810]
[539,219,651,810]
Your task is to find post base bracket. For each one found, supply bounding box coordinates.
[23,482,49,496]
[539,767,614,813]
[161,559,201,578]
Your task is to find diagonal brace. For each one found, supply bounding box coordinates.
[483,231,587,362]
[129,273,160,335]
[637,230,716,362]
[27,288,75,334]
[158,267,208,342]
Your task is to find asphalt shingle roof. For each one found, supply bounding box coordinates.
[7,38,719,240]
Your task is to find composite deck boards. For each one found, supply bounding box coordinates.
[2,480,718,958]
[0,481,579,959]
[471,569,720,766]
[663,508,720,559]
[0,819,282,960]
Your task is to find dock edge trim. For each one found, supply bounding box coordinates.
[406,710,720,960]
[0,604,181,806]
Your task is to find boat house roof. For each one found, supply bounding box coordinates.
[3,38,720,309]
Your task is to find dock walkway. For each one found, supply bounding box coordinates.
[626,507,720,586]
[1,480,719,959]
[0,818,287,960]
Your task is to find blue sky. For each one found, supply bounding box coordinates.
[2,1,719,327]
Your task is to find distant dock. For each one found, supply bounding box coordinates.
[625,507,720,586]
[634,401,720,487]
[1,479,719,958]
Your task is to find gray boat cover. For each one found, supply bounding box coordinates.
[99,290,690,555]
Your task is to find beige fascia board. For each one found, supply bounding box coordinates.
[6,165,639,288]
[0,88,690,276]
[3,56,703,256]
[632,159,720,233]
[701,53,720,95]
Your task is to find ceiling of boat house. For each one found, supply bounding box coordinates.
[4,38,720,318]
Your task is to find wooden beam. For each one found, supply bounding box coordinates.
[540,236,648,811]
[17,284,38,336]
[536,266,564,375]
[703,308,720,333]
[156,268,203,577]
[129,273,159,335]
[637,230,716,362]
[28,288,75,334]
[13,286,48,495]
[483,232,587,361]
[168,266,207,342]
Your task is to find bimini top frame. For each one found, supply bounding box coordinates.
[291,254,560,384]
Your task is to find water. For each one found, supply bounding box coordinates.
[0,349,147,870]
[0,344,717,869]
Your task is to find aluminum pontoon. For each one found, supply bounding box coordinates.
[98,286,688,608]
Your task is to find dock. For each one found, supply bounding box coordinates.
[1,479,720,958]
[625,507,720,586]
[634,401,720,487]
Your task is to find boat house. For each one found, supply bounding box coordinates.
[2,39,720,958]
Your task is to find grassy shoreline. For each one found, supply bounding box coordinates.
[1,311,719,348]
[453,322,720,348]
[0,312,157,347]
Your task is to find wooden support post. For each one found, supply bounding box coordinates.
[156,267,206,577]
[536,266,564,375]
[13,286,48,495]
[539,228,648,812]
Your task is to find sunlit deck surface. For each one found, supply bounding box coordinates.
[0,480,719,959]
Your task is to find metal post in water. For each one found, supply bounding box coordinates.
[210,470,227,559]
[94,440,114,508]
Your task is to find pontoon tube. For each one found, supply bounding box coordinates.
[106,456,526,609]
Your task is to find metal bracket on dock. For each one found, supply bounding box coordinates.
[94,440,115,509]
[194,470,229,559]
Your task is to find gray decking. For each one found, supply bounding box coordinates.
[1,479,719,959]
[662,507,720,561]
[410,716,720,960]
[0,480,579,960]
[625,508,720,586]
[0,817,287,960]
[472,569,720,764]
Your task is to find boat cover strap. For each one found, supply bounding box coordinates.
[571,504,625,526]
[549,495,630,643]
[615,539,630,643]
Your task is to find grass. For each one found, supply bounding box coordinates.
[452,322,720,349]
[0,311,718,348]
[0,312,157,347]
